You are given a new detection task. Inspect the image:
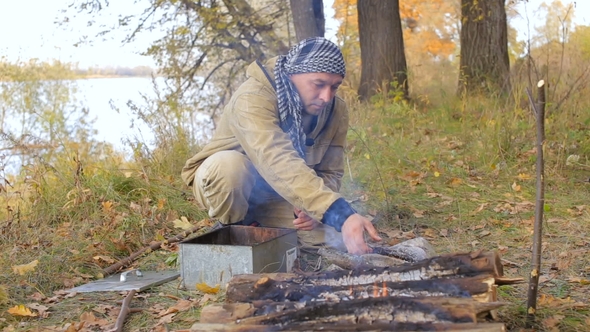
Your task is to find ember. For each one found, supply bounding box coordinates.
[191,250,522,331]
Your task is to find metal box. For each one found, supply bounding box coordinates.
[179,225,298,289]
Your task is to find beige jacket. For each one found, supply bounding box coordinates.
[181,57,348,222]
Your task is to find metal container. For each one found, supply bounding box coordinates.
[179,225,298,289]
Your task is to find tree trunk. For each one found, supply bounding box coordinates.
[458,0,510,96]
[289,0,325,41]
[357,0,408,101]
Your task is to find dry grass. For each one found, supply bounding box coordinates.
[2,58,590,331]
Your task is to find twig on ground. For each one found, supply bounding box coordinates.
[112,290,138,332]
[103,221,210,275]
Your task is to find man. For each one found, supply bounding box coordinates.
[181,37,381,255]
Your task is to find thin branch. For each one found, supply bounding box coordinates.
[103,222,208,275]
[112,290,137,332]
[526,80,546,327]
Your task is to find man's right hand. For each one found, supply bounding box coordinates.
[341,213,382,255]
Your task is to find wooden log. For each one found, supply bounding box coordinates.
[318,247,407,269]
[226,251,503,299]
[236,297,504,326]
[200,303,257,324]
[371,237,437,262]
[305,251,503,287]
[189,322,506,332]
[226,274,496,304]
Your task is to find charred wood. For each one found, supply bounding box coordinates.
[236,297,504,326]
[227,274,496,304]
[189,322,506,332]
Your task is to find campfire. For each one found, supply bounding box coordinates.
[190,247,522,331]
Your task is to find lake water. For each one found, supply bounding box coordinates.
[77,77,157,150]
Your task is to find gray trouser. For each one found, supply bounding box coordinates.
[192,150,344,249]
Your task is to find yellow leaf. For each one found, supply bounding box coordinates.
[7,305,38,317]
[12,260,39,276]
[196,282,220,294]
[364,153,370,160]
[448,178,462,186]
[92,255,115,264]
[101,200,113,212]
[434,171,440,177]
[517,173,532,180]
[157,198,166,210]
[568,277,590,285]
[511,182,521,192]
[172,216,193,230]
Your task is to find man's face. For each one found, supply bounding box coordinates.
[290,72,343,116]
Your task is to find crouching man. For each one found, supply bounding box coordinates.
[181,37,381,255]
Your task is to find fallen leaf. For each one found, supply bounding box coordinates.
[79,311,109,326]
[12,260,39,275]
[157,198,166,210]
[160,299,193,316]
[27,303,49,318]
[517,173,533,180]
[92,255,115,264]
[380,229,404,239]
[448,178,462,186]
[158,313,175,325]
[542,314,564,330]
[199,294,217,306]
[7,305,38,317]
[511,182,521,192]
[412,210,424,218]
[470,224,485,231]
[172,216,193,230]
[568,277,590,285]
[440,229,449,237]
[471,203,489,215]
[101,201,114,212]
[422,228,437,238]
[196,282,220,294]
[478,230,491,238]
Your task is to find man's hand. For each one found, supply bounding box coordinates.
[341,213,382,255]
[293,208,320,231]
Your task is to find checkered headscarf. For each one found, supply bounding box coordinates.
[274,37,345,158]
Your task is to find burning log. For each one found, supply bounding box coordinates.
[227,251,504,297]
[189,322,507,331]
[195,251,519,331]
[317,237,437,270]
[227,274,496,304]
[237,296,503,326]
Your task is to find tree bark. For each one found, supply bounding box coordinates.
[289,0,325,41]
[357,0,408,101]
[458,0,510,96]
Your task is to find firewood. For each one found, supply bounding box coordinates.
[227,251,503,296]
[189,322,506,331]
[226,274,496,304]
[236,296,504,327]
[371,236,437,262]
[200,303,256,324]
[318,247,407,269]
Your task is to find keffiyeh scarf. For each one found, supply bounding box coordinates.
[273,37,346,158]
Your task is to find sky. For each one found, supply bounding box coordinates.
[0,0,588,68]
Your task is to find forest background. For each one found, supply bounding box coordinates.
[1,0,590,331]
